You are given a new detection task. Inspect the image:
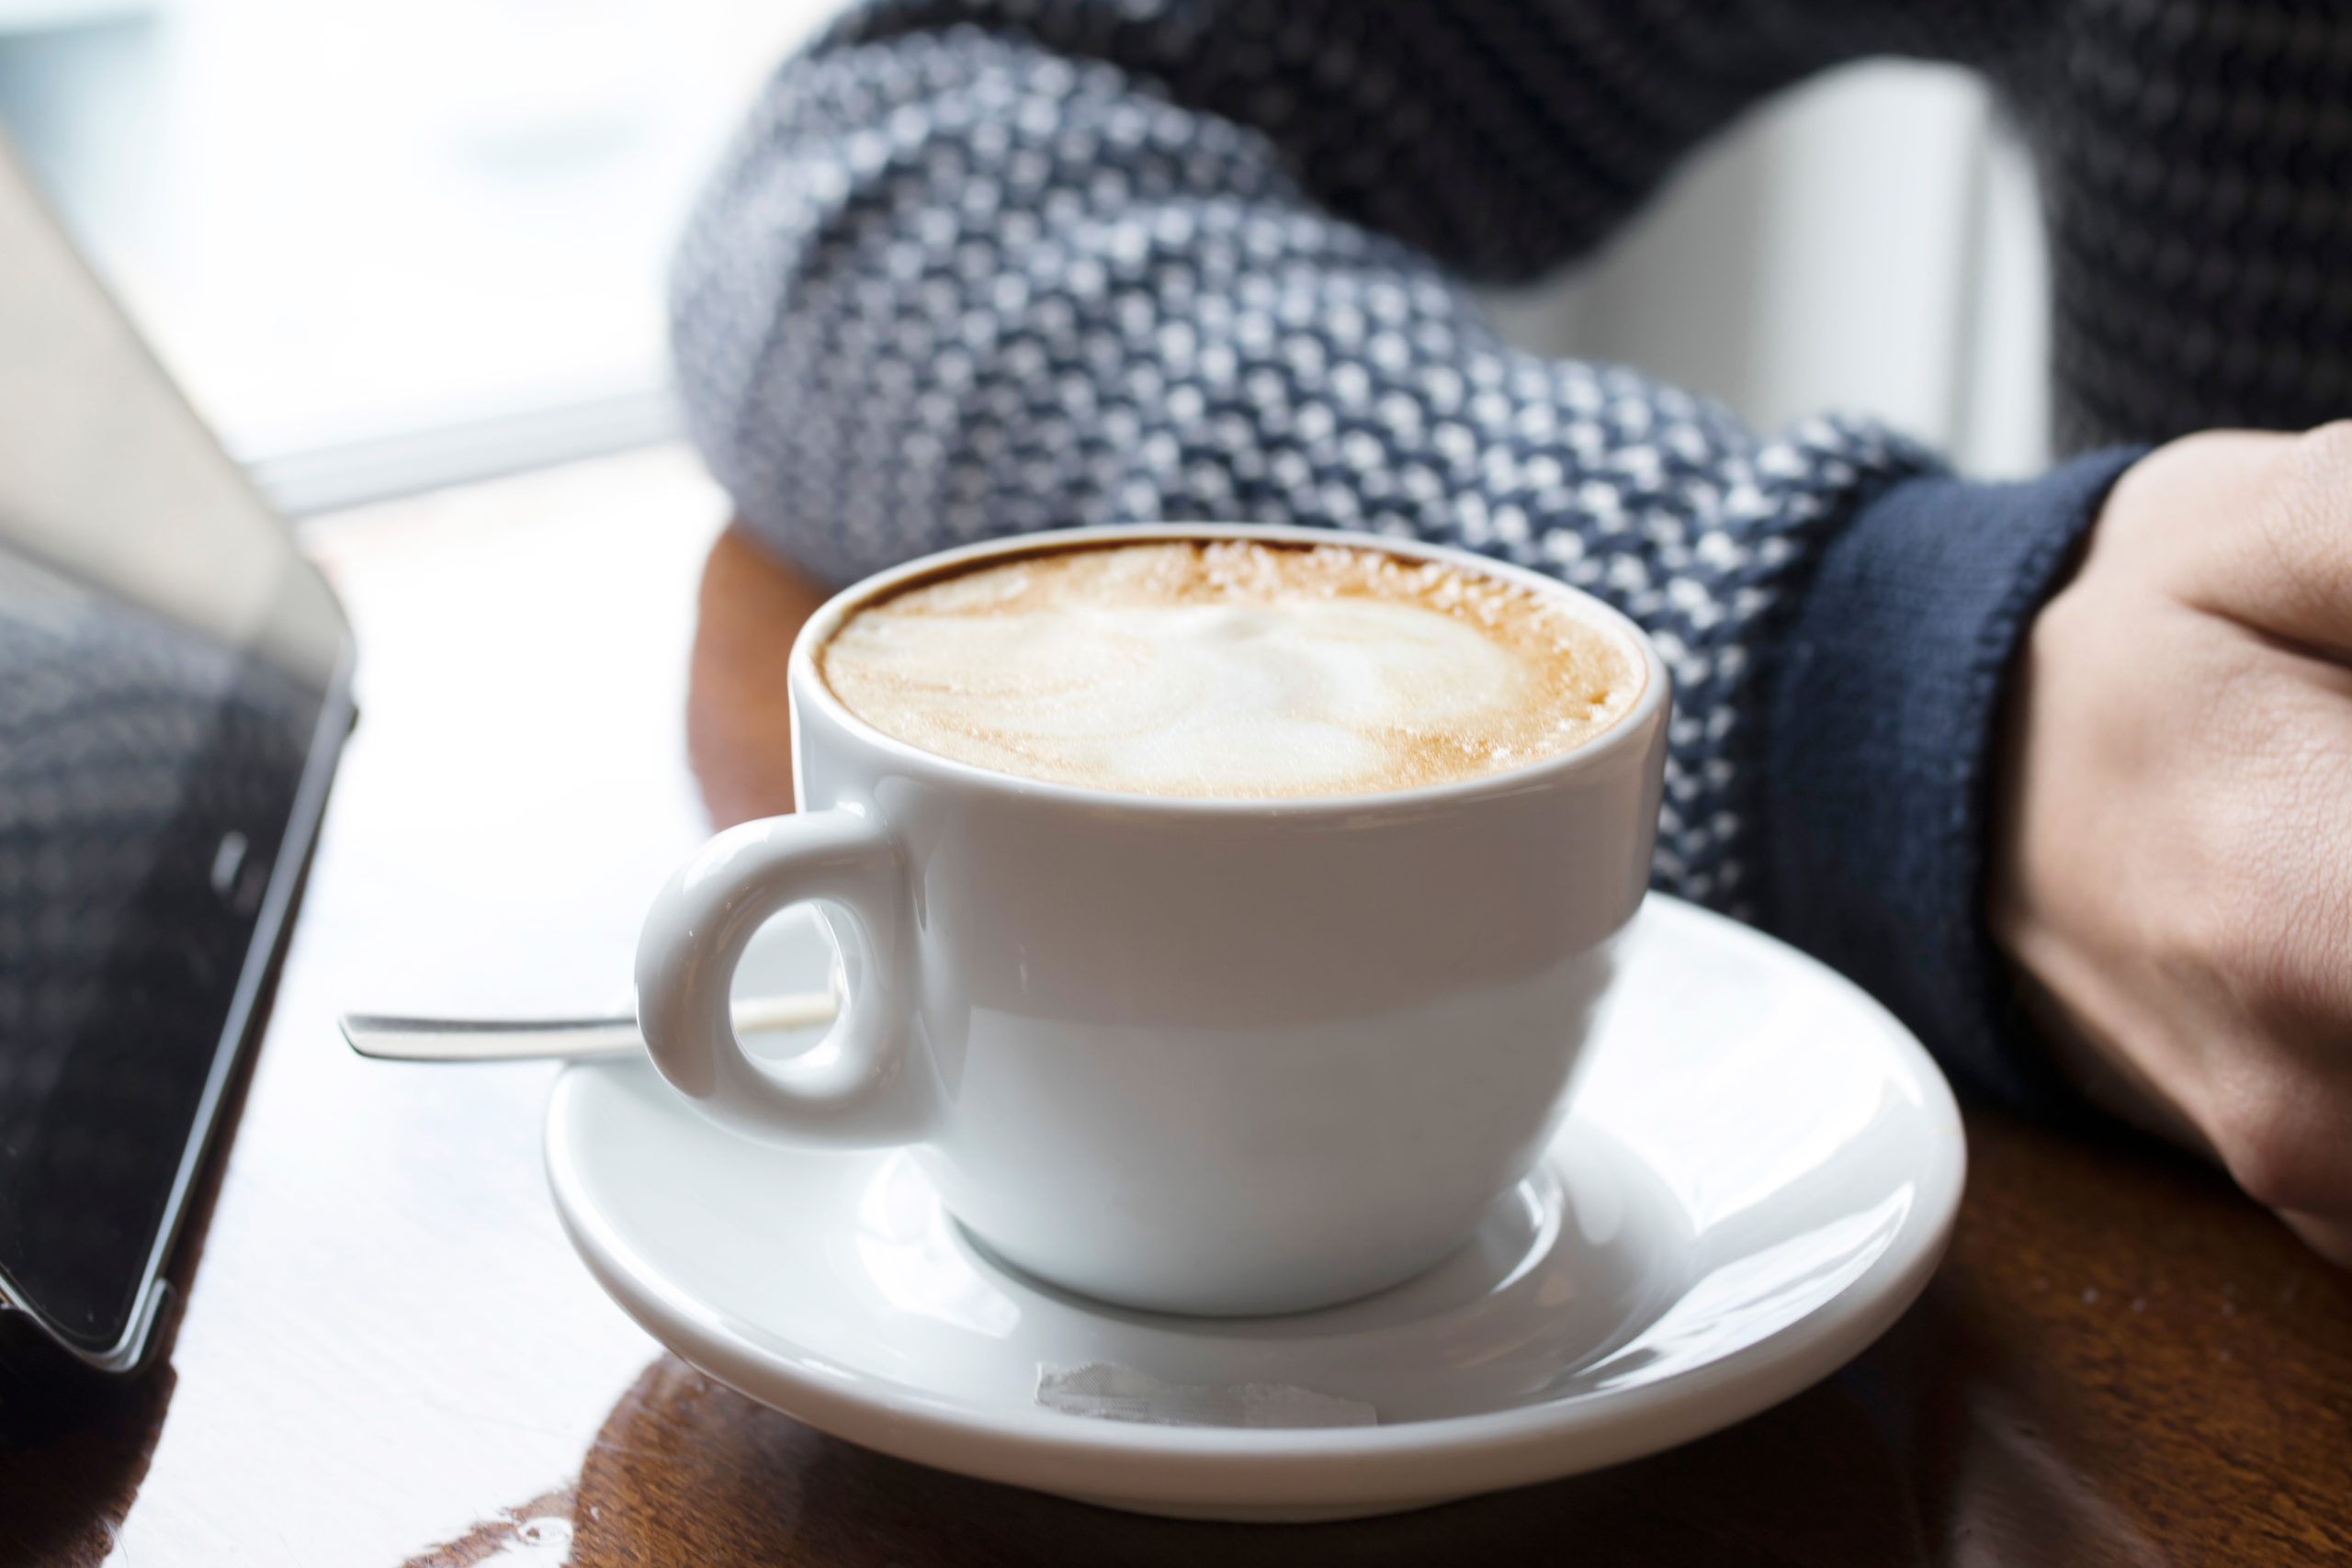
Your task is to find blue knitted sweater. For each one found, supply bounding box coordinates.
[667,0,2350,1103]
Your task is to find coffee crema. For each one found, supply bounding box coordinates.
[817,538,1644,799]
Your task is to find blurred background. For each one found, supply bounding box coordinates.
[0,0,2051,521]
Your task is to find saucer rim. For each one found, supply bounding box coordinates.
[545,895,1964,1512]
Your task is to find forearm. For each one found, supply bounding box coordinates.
[672,24,1939,904]
[812,0,2011,282]
[668,6,2121,1104]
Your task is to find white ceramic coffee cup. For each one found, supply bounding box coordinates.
[635,525,1669,1316]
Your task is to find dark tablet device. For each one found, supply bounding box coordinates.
[0,140,355,1381]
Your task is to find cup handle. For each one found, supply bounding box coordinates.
[634,808,927,1147]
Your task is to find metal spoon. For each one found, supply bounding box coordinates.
[339,992,838,1064]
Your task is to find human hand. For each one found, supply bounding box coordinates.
[1993,425,2352,1265]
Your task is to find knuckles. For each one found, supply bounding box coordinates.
[2259,420,2352,570]
[2284,419,2352,488]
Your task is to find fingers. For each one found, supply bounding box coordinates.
[2127,632,2352,1252]
[2177,423,2352,660]
[2187,776,2352,1248]
[2013,444,2352,1268]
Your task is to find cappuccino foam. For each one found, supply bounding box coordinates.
[819,539,1644,799]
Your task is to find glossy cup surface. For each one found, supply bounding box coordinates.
[638,525,1669,1315]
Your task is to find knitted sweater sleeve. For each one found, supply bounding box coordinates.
[668,0,2137,1103]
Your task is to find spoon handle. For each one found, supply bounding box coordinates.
[339,993,837,1063]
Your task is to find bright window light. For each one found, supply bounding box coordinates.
[0,0,836,510]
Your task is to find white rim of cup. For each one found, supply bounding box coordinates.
[786,523,1674,818]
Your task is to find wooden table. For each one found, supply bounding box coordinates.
[6,447,2347,1567]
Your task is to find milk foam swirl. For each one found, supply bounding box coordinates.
[819,540,1643,799]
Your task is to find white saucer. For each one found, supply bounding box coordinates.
[545,896,1964,1522]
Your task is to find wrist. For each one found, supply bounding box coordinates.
[1760,448,2145,1106]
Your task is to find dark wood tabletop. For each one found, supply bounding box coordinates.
[6,449,2347,1568]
